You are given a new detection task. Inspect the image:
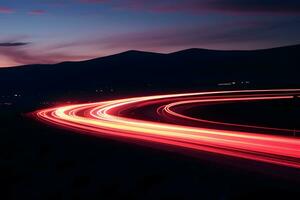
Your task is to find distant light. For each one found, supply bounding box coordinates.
[218,82,234,86]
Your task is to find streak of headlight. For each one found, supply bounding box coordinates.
[36,89,300,168]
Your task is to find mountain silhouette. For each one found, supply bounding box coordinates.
[0,44,299,104]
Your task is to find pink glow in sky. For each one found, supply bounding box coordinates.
[0,0,299,67]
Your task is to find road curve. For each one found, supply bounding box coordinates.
[35,89,300,168]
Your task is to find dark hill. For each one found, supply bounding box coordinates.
[0,44,299,105]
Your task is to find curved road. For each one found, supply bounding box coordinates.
[35,89,300,168]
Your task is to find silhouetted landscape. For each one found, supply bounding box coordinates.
[2,1,300,199]
[1,44,300,199]
[1,44,300,110]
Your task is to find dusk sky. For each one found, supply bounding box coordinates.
[0,0,299,67]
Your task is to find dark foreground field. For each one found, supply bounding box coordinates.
[2,97,300,200]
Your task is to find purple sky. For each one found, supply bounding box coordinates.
[0,0,299,67]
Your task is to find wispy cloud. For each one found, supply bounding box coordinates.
[0,45,90,67]
[48,17,300,53]
[0,6,14,14]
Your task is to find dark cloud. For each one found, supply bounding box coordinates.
[82,0,300,15]
[0,39,89,67]
[203,0,300,14]
[0,42,29,47]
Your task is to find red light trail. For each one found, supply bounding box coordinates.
[35,89,300,168]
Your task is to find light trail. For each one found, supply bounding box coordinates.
[35,89,300,168]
